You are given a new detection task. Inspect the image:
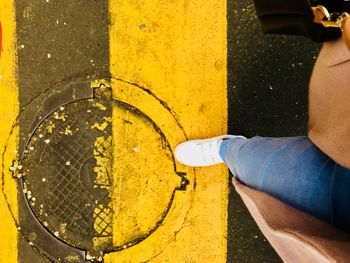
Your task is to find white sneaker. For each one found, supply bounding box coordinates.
[174,135,246,167]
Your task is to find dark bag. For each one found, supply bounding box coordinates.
[253,0,342,42]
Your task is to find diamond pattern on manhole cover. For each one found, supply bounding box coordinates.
[21,98,113,252]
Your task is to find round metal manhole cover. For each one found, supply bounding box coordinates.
[21,98,114,252]
[15,83,190,259]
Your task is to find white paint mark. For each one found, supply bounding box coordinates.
[86,255,95,260]
[132,147,140,153]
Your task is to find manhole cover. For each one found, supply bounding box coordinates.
[3,81,193,262]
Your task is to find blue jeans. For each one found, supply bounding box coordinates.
[219,136,350,233]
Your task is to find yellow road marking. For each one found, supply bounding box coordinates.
[106,0,228,262]
[111,96,185,248]
[0,1,19,262]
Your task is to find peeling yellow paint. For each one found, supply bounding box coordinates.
[0,1,19,263]
[104,117,112,123]
[93,135,113,249]
[58,114,66,121]
[107,0,228,262]
[93,136,112,187]
[91,79,109,89]
[92,102,107,111]
[63,127,73,136]
[91,122,108,132]
[46,123,56,133]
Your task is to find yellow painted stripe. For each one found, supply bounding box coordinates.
[0,1,19,263]
[107,0,227,262]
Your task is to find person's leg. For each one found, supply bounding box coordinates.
[331,165,350,232]
[219,136,350,231]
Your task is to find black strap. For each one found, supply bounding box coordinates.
[253,0,341,42]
